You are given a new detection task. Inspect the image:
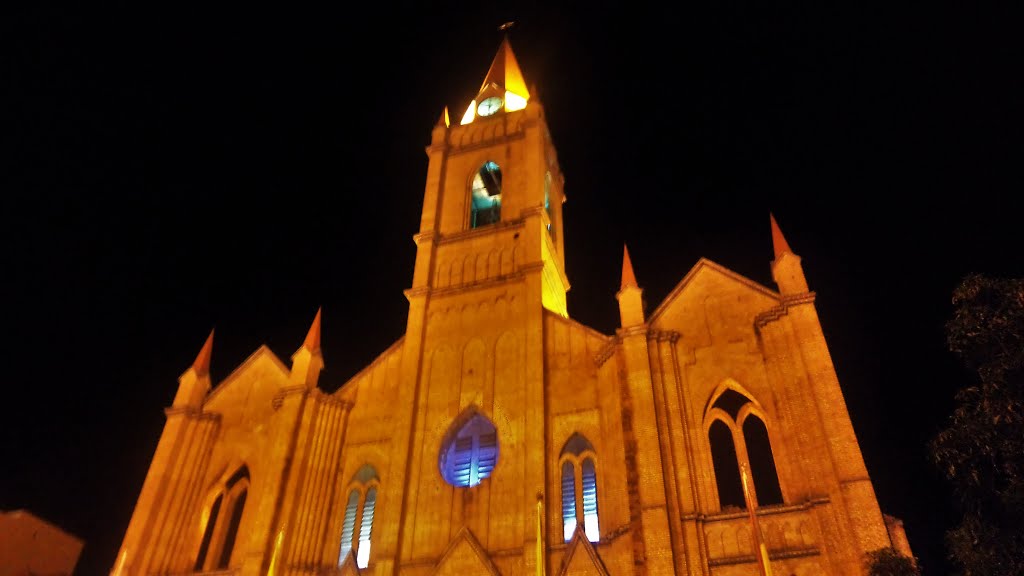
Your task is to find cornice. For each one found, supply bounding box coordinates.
[412,230,438,245]
[437,218,525,244]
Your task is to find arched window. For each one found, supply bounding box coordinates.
[338,490,359,565]
[709,420,745,509]
[194,466,250,571]
[470,161,502,228]
[743,415,783,506]
[439,410,499,487]
[338,465,379,569]
[559,433,600,543]
[705,387,785,510]
[194,495,222,570]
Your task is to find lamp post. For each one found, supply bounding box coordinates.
[740,462,774,576]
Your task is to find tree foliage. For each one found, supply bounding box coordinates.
[866,547,920,576]
[930,273,1024,575]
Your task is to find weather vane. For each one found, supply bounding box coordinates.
[498,21,516,32]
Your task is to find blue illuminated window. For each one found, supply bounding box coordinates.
[440,411,499,487]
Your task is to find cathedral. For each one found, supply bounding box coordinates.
[114,37,913,576]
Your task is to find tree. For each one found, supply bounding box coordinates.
[930,273,1024,575]
[866,547,920,576]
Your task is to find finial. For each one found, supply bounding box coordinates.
[621,244,639,290]
[770,213,793,259]
[192,329,214,377]
[498,21,516,32]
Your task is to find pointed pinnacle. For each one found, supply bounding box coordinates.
[621,244,639,290]
[770,213,793,259]
[192,329,214,377]
[303,307,322,352]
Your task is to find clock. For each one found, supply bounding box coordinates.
[477,96,503,117]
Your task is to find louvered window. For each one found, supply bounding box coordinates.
[357,488,376,568]
[338,490,359,564]
[561,461,577,541]
[559,434,601,544]
[440,412,500,487]
[581,458,599,542]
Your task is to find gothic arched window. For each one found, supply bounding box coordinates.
[195,466,250,571]
[705,388,785,510]
[709,420,744,509]
[559,433,600,543]
[743,415,783,506]
[470,161,502,228]
[440,410,499,487]
[338,464,379,569]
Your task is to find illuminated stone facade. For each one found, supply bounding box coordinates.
[114,38,910,576]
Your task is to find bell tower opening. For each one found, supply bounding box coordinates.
[470,161,502,228]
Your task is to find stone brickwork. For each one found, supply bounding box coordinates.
[113,38,908,576]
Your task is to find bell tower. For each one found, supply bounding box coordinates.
[409,35,569,317]
[378,35,566,576]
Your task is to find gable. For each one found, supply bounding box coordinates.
[649,258,779,349]
[203,345,290,416]
[432,527,501,576]
[559,528,610,576]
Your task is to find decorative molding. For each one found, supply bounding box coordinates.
[413,231,439,245]
[593,337,620,367]
[753,292,817,330]
[700,496,831,522]
[616,325,648,339]
[598,522,632,544]
[426,271,527,298]
[163,406,220,421]
[708,546,820,567]
[438,219,525,244]
[271,385,309,410]
[647,330,680,343]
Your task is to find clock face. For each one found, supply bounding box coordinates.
[477,96,503,117]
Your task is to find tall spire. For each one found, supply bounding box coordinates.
[192,329,214,377]
[770,213,793,259]
[768,213,809,294]
[173,329,214,409]
[479,35,531,100]
[291,307,324,389]
[621,244,638,290]
[617,244,645,327]
[303,307,322,352]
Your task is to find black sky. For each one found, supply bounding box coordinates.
[5,2,1023,575]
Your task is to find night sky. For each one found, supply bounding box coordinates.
[6,3,1023,575]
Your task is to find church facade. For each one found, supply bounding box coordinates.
[114,38,911,576]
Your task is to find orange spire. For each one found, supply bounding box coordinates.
[770,213,793,259]
[621,245,639,290]
[303,307,322,352]
[192,329,214,377]
[479,36,531,99]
